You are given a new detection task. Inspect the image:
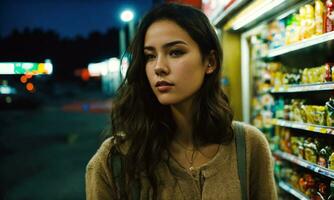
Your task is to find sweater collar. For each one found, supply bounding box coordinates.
[163,142,234,179]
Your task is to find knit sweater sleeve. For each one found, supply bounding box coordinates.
[244,124,278,200]
[85,138,116,200]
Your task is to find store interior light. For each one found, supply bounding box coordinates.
[232,0,285,31]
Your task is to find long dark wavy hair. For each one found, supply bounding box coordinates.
[108,3,234,199]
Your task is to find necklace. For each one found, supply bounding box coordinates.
[173,140,221,172]
[173,139,198,172]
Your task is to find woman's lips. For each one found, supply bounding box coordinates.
[155,81,174,92]
[157,85,173,92]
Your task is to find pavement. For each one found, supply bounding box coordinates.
[0,90,112,200]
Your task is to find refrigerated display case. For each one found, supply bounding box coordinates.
[207,0,334,199]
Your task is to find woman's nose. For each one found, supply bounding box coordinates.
[154,56,169,76]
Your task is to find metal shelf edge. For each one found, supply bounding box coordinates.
[274,150,334,179]
[267,32,334,58]
[278,181,310,200]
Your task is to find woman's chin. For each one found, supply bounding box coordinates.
[156,97,178,106]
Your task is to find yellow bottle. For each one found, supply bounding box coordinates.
[299,6,307,40]
[329,152,334,170]
[315,0,325,35]
[304,4,315,39]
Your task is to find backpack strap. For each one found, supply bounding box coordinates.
[234,122,248,200]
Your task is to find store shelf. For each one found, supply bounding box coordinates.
[274,150,334,179]
[230,0,311,31]
[278,181,310,200]
[270,82,334,93]
[271,119,334,135]
[212,0,249,27]
[267,32,334,58]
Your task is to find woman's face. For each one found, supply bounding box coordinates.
[144,20,212,106]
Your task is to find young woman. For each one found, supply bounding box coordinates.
[86,3,277,200]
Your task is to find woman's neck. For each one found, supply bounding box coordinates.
[171,102,193,148]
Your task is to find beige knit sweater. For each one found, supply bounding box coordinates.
[85,123,277,200]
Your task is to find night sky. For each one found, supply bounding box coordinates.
[0,0,153,38]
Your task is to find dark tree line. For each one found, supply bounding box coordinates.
[0,27,120,80]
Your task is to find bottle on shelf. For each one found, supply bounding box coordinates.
[329,152,334,170]
[303,4,316,39]
[324,0,334,33]
[315,0,325,35]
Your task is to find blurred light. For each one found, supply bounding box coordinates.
[81,69,90,81]
[82,104,90,112]
[88,63,104,77]
[22,62,35,70]
[44,59,53,74]
[26,83,35,92]
[0,62,53,75]
[0,86,11,94]
[5,96,12,104]
[38,63,46,74]
[101,63,108,76]
[0,85,16,95]
[26,73,33,79]
[20,75,28,83]
[121,57,129,78]
[108,58,121,73]
[88,57,121,77]
[0,63,15,74]
[120,10,134,22]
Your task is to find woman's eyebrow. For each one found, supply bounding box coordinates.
[144,40,187,51]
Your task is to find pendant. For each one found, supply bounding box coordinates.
[189,166,197,177]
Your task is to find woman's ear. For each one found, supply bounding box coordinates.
[205,50,217,74]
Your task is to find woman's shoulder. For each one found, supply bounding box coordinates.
[233,121,269,148]
[88,135,130,167]
[85,136,129,199]
[86,138,114,171]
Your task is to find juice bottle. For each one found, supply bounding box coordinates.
[285,16,293,45]
[304,4,315,39]
[299,6,307,39]
[290,14,301,43]
[315,0,325,35]
[329,151,334,170]
[285,13,300,45]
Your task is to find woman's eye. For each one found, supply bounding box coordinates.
[145,54,156,61]
[169,49,184,57]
